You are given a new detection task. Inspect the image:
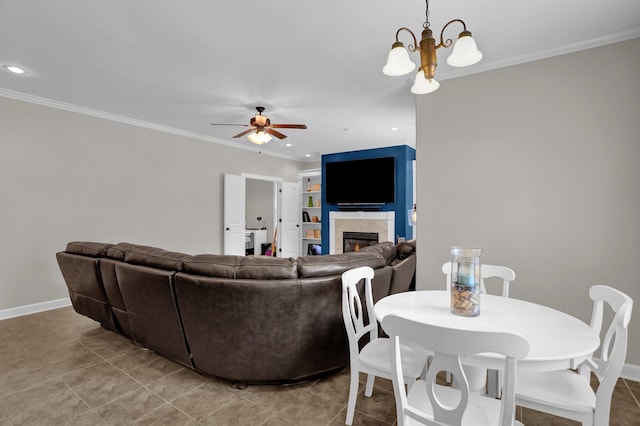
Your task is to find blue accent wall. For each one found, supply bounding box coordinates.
[321,145,416,253]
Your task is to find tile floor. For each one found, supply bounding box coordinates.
[1,307,639,425]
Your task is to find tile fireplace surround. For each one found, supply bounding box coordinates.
[329,211,395,254]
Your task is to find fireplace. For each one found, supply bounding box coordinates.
[329,211,395,254]
[343,232,379,253]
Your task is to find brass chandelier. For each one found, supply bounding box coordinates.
[383,0,482,94]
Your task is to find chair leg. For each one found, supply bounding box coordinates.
[345,370,359,425]
[486,369,501,398]
[364,374,375,397]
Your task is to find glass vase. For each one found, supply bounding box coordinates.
[450,246,482,317]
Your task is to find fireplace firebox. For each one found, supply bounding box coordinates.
[343,232,379,253]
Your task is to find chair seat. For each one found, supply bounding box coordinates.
[359,337,426,379]
[406,380,523,426]
[516,370,596,414]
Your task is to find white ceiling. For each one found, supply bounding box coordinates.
[1,1,639,162]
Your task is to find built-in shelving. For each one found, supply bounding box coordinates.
[298,169,322,256]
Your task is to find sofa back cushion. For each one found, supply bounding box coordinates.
[123,245,191,271]
[237,256,297,279]
[183,255,297,279]
[183,255,242,278]
[65,241,113,257]
[297,251,385,278]
[358,241,397,265]
[106,242,141,261]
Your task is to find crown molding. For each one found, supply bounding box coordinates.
[438,29,640,81]
[0,88,300,162]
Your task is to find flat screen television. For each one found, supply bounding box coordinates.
[325,157,395,204]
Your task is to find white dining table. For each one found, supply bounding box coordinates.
[375,290,600,374]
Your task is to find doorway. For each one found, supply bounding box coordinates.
[223,173,299,257]
[246,178,276,255]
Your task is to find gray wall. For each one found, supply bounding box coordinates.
[416,38,640,365]
[0,97,303,310]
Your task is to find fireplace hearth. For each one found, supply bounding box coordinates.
[343,231,379,253]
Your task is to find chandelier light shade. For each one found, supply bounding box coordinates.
[383,0,482,94]
[447,31,483,67]
[411,72,440,95]
[247,130,272,145]
[382,42,416,76]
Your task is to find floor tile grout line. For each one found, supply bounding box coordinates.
[60,383,95,423]
[126,401,201,425]
[623,378,640,408]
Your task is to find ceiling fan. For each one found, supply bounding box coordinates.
[211,106,307,145]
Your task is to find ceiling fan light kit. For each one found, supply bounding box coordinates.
[383,0,482,94]
[247,130,272,145]
[211,106,307,145]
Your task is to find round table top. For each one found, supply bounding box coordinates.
[375,290,600,371]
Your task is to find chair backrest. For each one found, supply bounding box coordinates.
[442,262,516,297]
[585,285,633,426]
[341,266,378,361]
[384,314,529,426]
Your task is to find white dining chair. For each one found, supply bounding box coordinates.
[341,266,427,425]
[442,262,516,297]
[515,285,633,426]
[383,313,529,426]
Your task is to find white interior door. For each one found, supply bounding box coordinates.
[278,181,300,258]
[223,174,246,255]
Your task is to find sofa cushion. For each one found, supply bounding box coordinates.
[65,241,113,258]
[359,242,397,265]
[123,246,191,271]
[297,251,385,278]
[396,240,416,260]
[183,254,242,279]
[237,256,298,280]
[106,242,141,261]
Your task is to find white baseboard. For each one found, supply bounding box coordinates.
[0,297,72,320]
[622,364,640,383]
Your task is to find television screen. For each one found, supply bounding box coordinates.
[325,157,395,204]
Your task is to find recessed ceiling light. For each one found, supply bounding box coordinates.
[390,127,399,131]
[285,143,293,147]
[305,154,312,158]
[3,65,28,74]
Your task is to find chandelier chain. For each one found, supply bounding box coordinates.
[424,0,431,29]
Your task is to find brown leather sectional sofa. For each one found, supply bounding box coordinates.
[56,240,416,384]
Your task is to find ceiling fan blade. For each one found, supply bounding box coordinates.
[265,128,287,139]
[270,124,307,129]
[211,123,250,127]
[232,128,255,138]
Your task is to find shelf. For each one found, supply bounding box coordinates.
[302,238,321,241]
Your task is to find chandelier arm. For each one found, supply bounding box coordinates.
[436,19,468,49]
[395,27,419,52]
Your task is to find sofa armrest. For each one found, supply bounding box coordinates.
[389,254,416,294]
